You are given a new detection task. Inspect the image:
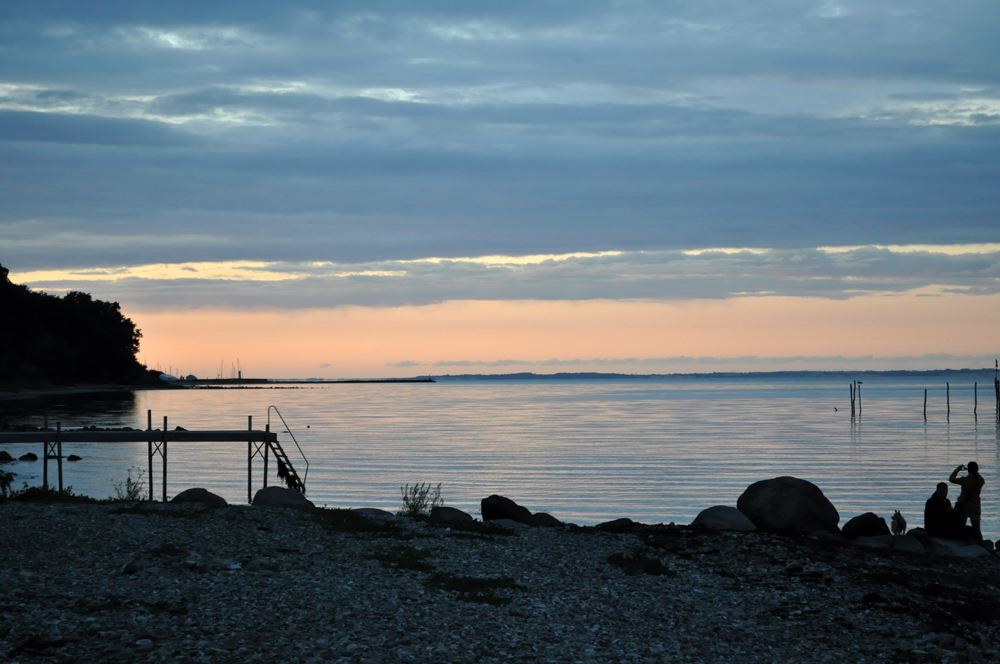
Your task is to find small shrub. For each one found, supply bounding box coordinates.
[607,551,676,577]
[425,572,521,605]
[8,483,98,504]
[367,544,435,572]
[398,482,443,517]
[0,470,16,498]
[111,466,147,502]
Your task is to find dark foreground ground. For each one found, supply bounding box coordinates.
[1,501,998,664]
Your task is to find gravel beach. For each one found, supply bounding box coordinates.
[2,500,999,664]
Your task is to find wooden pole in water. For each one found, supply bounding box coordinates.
[924,389,927,420]
[947,382,950,417]
[162,416,168,502]
[56,422,63,492]
[974,382,978,418]
[857,382,862,415]
[147,410,154,501]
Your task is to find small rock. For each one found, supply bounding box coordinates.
[0,450,14,462]
[252,486,315,509]
[692,505,756,531]
[171,487,227,508]
[530,512,563,528]
[481,495,534,525]
[352,507,395,518]
[67,454,82,461]
[121,562,138,575]
[841,512,890,540]
[18,452,38,462]
[430,506,473,522]
[134,639,153,652]
[597,518,638,534]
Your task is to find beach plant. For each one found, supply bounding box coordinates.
[367,544,435,572]
[111,466,148,502]
[607,551,676,577]
[398,482,443,517]
[7,483,98,504]
[0,470,16,498]
[424,572,521,605]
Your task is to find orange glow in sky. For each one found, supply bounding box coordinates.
[130,293,1000,378]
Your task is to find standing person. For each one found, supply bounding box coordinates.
[949,462,985,542]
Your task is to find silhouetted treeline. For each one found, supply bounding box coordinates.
[0,263,154,385]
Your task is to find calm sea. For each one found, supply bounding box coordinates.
[3,376,999,537]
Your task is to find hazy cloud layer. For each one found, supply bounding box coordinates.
[13,246,1000,309]
[1,1,999,273]
[386,354,998,371]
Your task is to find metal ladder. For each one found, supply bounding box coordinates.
[267,406,309,494]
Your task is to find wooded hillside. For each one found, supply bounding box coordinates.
[0,263,153,385]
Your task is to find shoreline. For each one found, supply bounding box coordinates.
[2,499,998,663]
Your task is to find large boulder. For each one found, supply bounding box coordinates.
[481,495,533,525]
[737,476,840,536]
[0,451,13,463]
[252,486,314,509]
[171,487,227,508]
[430,506,474,522]
[19,453,38,462]
[842,512,890,540]
[693,505,757,531]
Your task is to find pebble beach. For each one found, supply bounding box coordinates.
[2,499,1000,663]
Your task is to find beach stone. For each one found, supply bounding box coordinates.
[481,495,533,525]
[892,535,926,554]
[430,506,473,522]
[18,452,38,461]
[0,451,13,463]
[67,454,82,461]
[842,512,890,540]
[930,538,989,558]
[490,518,530,529]
[737,476,840,536]
[530,512,563,528]
[597,518,638,534]
[171,487,227,508]
[252,486,315,509]
[352,507,395,518]
[692,505,757,531]
[982,540,995,552]
[856,535,892,549]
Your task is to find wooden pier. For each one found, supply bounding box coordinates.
[0,409,305,503]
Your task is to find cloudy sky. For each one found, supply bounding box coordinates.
[2,1,998,377]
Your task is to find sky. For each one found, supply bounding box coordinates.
[2,1,998,377]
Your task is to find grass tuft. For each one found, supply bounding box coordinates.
[367,544,436,572]
[398,482,443,517]
[425,572,521,605]
[607,551,676,577]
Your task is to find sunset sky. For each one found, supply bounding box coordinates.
[3,2,998,377]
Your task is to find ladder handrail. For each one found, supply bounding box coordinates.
[267,405,309,490]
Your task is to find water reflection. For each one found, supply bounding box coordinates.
[1,378,998,539]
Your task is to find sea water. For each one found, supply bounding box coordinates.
[2,376,998,537]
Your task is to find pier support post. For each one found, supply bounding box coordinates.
[147,410,153,501]
[924,389,927,420]
[162,416,168,502]
[947,382,950,417]
[42,422,63,492]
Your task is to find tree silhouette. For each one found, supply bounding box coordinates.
[0,263,150,384]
